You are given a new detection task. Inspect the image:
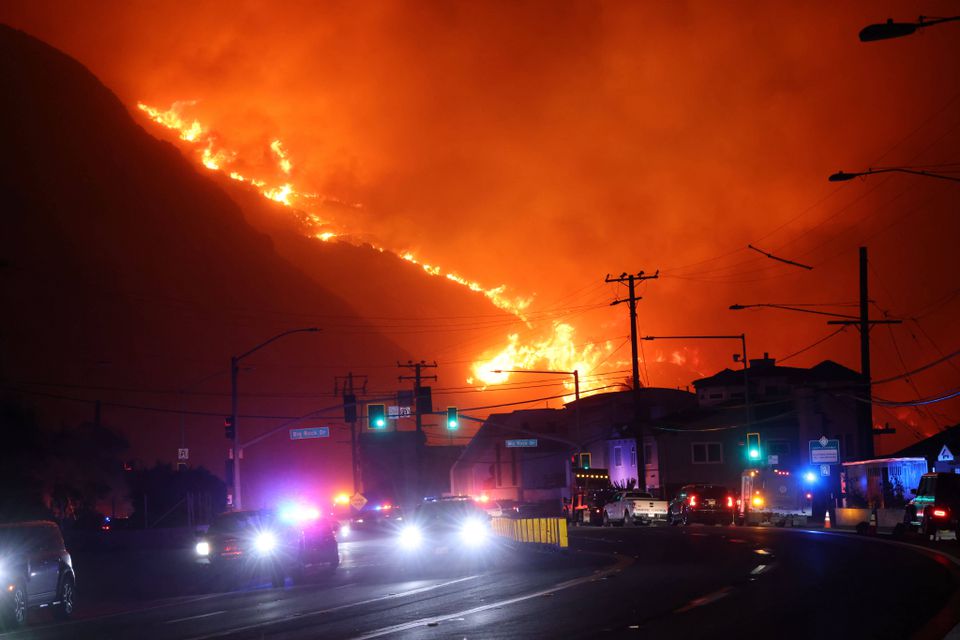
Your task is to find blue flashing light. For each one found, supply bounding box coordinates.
[804,471,817,483]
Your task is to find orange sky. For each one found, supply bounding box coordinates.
[2,1,959,451]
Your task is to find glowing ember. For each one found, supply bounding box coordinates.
[270,139,293,175]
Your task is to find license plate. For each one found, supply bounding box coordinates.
[705,499,716,507]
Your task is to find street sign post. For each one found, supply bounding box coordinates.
[809,437,840,465]
[289,427,330,440]
[505,438,538,448]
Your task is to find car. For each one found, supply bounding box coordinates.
[0,521,76,629]
[351,501,404,528]
[603,490,669,526]
[396,497,499,564]
[904,472,960,539]
[668,484,736,526]
[195,506,339,589]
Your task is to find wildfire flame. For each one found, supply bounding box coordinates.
[135,100,610,393]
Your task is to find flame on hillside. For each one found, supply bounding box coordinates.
[471,323,614,402]
[135,100,605,388]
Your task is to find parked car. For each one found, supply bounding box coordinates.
[0,521,76,629]
[668,484,736,526]
[603,491,669,526]
[195,507,339,589]
[904,472,960,538]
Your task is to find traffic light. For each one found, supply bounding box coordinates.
[343,393,357,423]
[368,403,387,429]
[746,432,761,461]
[224,416,235,439]
[446,407,459,430]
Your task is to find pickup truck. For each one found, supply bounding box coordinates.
[602,491,669,526]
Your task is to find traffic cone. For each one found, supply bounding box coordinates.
[824,510,831,529]
[868,510,878,536]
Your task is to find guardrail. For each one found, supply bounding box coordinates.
[491,516,568,549]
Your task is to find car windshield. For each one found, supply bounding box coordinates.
[0,526,32,551]
[416,501,487,524]
[916,476,936,498]
[210,512,269,534]
[689,486,728,499]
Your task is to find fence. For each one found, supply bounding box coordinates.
[491,516,568,549]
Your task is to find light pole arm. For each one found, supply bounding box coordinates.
[236,327,320,362]
[730,304,860,320]
[829,168,960,183]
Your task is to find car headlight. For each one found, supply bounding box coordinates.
[339,523,351,538]
[399,525,423,550]
[460,518,489,547]
[254,531,278,555]
[195,541,211,556]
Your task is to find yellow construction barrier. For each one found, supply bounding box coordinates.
[490,516,568,548]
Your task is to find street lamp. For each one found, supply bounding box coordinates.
[729,303,859,321]
[491,369,581,447]
[858,16,960,42]
[829,167,960,183]
[230,327,320,509]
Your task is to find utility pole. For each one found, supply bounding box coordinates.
[827,247,899,460]
[335,372,367,497]
[398,361,437,498]
[606,270,659,492]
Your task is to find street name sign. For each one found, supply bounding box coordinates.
[290,427,330,440]
[505,438,538,448]
[809,437,840,464]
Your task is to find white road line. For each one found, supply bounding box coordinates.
[352,555,634,640]
[750,564,767,575]
[183,575,480,640]
[165,610,227,624]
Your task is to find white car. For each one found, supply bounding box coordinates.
[602,491,669,526]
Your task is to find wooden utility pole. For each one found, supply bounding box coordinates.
[398,361,437,497]
[606,271,659,491]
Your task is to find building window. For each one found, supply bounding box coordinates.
[631,446,637,468]
[644,444,653,466]
[614,446,623,467]
[692,442,723,464]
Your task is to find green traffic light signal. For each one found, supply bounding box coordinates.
[446,407,459,430]
[368,403,386,429]
[746,432,761,461]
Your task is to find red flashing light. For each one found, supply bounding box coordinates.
[805,493,813,500]
[932,509,948,518]
[726,496,733,508]
[689,495,698,507]
[382,504,392,511]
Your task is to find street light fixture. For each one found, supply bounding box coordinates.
[491,368,581,447]
[858,15,960,42]
[829,167,960,183]
[230,327,320,509]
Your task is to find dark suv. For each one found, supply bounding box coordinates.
[0,521,76,628]
[196,508,339,589]
[668,484,736,526]
[905,472,960,538]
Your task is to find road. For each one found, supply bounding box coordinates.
[4,525,959,639]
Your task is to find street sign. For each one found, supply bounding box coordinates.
[388,405,412,419]
[177,448,189,461]
[821,464,831,476]
[938,445,954,463]
[767,454,779,465]
[289,427,330,440]
[506,438,538,448]
[809,438,840,464]
[350,493,367,510]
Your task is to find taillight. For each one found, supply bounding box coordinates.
[689,495,697,507]
[932,509,948,518]
[726,496,733,508]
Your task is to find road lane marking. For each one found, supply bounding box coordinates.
[750,565,767,575]
[351,554,634,640]
[673,586,734,613]
[166,610,227,624]
[183,575,480,640]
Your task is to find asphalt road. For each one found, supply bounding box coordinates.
[4,525,959,639]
